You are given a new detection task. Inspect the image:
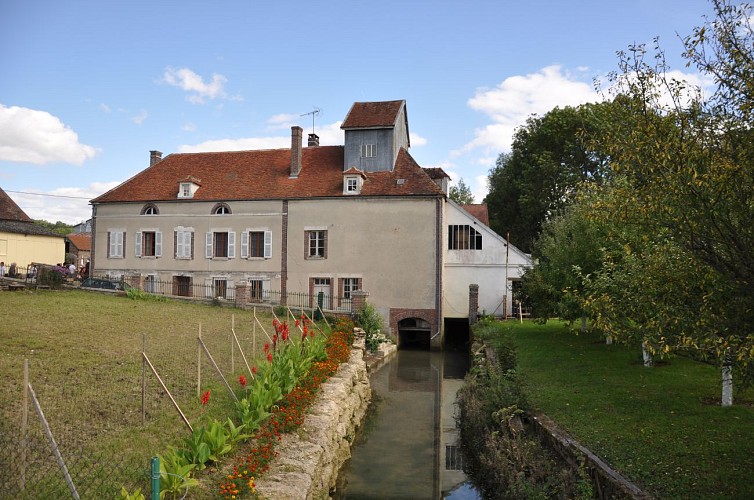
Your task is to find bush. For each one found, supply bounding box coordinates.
[457,324,589,498]
[357,303,389,353]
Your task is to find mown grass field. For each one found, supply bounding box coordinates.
[485,320,754,500]
[0,288,287,498]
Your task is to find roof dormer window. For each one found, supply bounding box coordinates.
[179,183,192,198]
[177,177,201,199]
[343,168,366,195]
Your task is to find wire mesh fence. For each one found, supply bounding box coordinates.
[0,304,294,499]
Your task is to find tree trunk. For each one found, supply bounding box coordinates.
[642,341,653,367]
[722,350,733,407]
[580,315,587,333]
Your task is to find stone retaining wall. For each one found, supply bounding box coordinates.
[254,337,371,500]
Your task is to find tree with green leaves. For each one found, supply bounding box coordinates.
[519,200,606,332]
[591,0,754,405]
[448,177,475,204]
[484,102,612,253]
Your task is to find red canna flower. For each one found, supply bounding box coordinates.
[201,390,211,406]
[266,352,273,363]
[263,343,270,353]
[239,374,248,389]
[252,366,258,375]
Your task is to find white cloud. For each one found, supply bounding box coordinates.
[459,65,600,156]
[409,132,427,147]
[0,104,99,165]
[177,119,349,154]
[267,113,298,129]
[160,67,230,104]
[8,182,120,225]
[178,136,290,153]
[132,109,148,125]
[182,122,197,132]
[99,103,111,113]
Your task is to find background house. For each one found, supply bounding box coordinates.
[0,187,65,276]
[89,100,530,347]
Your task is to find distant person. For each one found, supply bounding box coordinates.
[0,262,5,277]
[83,260,90,279]
[68,263,76,277]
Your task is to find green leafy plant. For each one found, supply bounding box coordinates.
[158,450,198,500]
[119,486,145,500]
[225,417,251,445]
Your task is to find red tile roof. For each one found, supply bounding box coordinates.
[92,146,444,204]
[341,100,405,129]
[0,187,32,222]
[461,204,490,226]
[423,167,450,180]
[67,232,91,251]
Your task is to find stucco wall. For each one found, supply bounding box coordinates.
[0,231,65,270]
[443,202,531,318]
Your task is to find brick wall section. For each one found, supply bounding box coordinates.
[389,307,438,340]
[469,284,479,325]
[235,281,249,308]
[124,274,144,290]
[350,290,369,317]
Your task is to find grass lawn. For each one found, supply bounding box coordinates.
[0,288,296,498]
[488,320,754,499]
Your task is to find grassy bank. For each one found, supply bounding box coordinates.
[0,289,282,497]
[482,320,754,499]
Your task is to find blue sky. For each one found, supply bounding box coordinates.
[1,0,717,224]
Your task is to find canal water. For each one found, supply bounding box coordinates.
[333,347,482,500]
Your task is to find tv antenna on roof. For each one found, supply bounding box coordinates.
[300,107,320,134]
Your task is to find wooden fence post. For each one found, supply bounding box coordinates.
[20,359,28,494]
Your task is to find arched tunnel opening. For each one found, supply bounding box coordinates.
[397,317,431,350]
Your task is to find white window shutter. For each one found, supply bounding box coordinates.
[228,232,236,259]
[155,231,162,257]
[183,231,192,258]
[135,231,142,257]
[264,231,272,258]
[116,231,124,258]
[206,232,213,258]
[241,231,249,258]
[109,232,116,257]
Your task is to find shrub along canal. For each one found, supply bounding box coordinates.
[333,345,481,499]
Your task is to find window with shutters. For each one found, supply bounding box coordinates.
[174,228,194,259]
[108,230,125,258]
[135,230,161,258]
[241,230,272,259]
[206,231,235,259]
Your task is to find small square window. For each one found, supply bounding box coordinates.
[305,230,327,259]
[361,144,376,158]
[347,178,358,192]
[179,183,192,198]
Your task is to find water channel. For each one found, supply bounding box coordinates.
[333,344,482,499]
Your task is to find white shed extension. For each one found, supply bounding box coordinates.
[443,200,532,319]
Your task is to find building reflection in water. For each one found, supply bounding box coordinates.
[334,347,481,500]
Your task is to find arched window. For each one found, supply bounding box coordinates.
[212,203,232,215]
[141,204,159,215]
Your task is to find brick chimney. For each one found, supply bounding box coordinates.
[290,126,303,177]
[308,133,320,147]
[150,150,162,166]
